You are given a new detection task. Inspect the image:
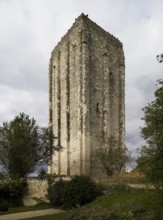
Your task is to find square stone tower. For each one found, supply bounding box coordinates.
[48,14,125,177]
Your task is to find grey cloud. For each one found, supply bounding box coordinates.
[0,0,163,157]
[0,85,48,126]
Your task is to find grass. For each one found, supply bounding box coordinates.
[22,188,163,220]
[0,202,52,215]
[1,174,162,220]
[23,212,67,220]
[94,188,163,209]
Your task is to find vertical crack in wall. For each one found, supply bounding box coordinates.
[80,24,91,175]
[66,41,70,175]
[102,51,110,146]
[101,57,105,145]
[57,51,61,174]
[109,70,114,136]
[79,30,83,174]
[118,49,125,149]
[48,58,53,174]
[49,58,53,127]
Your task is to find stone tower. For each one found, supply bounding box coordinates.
[48,14,125,177]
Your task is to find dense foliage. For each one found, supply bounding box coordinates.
[156,54,163,63]
[137,79,163,188]
[0,113,55,178]
[96,136,128,176]
[47,175,103,209]
[38,168,47,180]
[0,178,27,209]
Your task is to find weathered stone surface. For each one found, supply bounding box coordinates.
[23,180,48,206]
[48,13,125,177]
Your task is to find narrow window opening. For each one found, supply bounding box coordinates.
[110,72,113,77]
[82,40,87,44]
[96,103,99,112]
[49,108,53,122]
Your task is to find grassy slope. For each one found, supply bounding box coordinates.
[24,188,163,220]
[94,188,163,209]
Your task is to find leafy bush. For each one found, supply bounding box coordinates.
[0,200,8,212]
[0,172,5,179]
[48,178,65,207]
[47,175,103,209]
[0,178,27,207]
[38,168,47,180]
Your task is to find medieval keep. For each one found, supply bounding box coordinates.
[48,14,125,177]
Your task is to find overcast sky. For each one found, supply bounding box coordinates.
[0,0,163,160]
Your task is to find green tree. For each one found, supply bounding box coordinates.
[156,54,163,63]
[0,113,55,178]
[95,136,127,176]
[137,79,163,188]
[38,168,47,180]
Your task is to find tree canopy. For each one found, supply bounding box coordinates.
[156,54,163,63]
[0,113,55,178]
[137,79,163,188]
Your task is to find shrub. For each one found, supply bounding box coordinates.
[0,200,8,212]
[38,168,47,180]
[48,178,65,207]
[0,178,27,207]
[0,172,5,179]
[47,175,103,209]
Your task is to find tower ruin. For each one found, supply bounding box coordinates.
[48,14,125,177]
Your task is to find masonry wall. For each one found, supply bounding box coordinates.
[48,14,125,177]
[87,18,125,176]
[23,180,48,206]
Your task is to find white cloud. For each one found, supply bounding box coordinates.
[0,85,48,126]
